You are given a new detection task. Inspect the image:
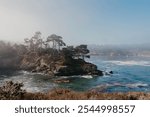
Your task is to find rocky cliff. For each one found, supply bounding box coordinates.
[0,38,103,77]
[20,50,103,77]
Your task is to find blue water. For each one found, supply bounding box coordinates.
[0,56,150,93]
[86,56,150,92]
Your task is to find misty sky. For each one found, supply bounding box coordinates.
[0,0,150,45]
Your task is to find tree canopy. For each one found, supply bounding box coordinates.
[23,32,90,60]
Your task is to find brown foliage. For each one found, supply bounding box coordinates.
[0,81,150,100]
[0,81,25,100]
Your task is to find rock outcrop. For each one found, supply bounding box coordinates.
[20,51,103,77]
[0,37,104,77]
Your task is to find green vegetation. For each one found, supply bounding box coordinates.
[0,31,90,61]
[0,31,91,70]
[23,32,90,60]
[0,32,103,76]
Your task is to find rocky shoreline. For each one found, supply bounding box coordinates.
[20,52,103,77]
[0,32,104,77]
[0,32,115,100]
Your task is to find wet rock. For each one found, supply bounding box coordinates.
[109,71,113,74]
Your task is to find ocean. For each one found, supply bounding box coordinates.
[0,56,150,93]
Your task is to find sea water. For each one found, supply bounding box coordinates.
[0,56,150,93]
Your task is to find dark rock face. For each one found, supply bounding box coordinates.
[20,52,103,77]
[55,60,103,76]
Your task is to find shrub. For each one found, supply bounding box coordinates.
[0,81,25,100]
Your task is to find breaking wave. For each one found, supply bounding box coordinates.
[126,83,148,88]
[19,70,46,76]
[92,82,149,91]
[81,75,93,79]
[105,60,150,66]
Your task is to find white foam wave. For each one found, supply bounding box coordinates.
[126,83,148,88]
[23,87,40,92]
[19,70,31,75]
[81,75,93,79]
[19,70,47,76]
[62,75,94,79]
[94,83,122,89]
[93,82,148,90]
[106,60,150,66]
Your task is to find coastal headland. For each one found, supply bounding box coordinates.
[0,32,103,77]
[1,32,149,100]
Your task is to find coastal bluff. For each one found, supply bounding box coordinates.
[20,50,103,76]
[19,32,103,77]
[0,32,103,77]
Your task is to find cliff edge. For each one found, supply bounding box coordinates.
[20,49,103,76]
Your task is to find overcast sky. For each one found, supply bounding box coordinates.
[0,0,150,45]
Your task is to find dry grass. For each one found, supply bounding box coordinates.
[1,81,150,100]
[22,89,150,100]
